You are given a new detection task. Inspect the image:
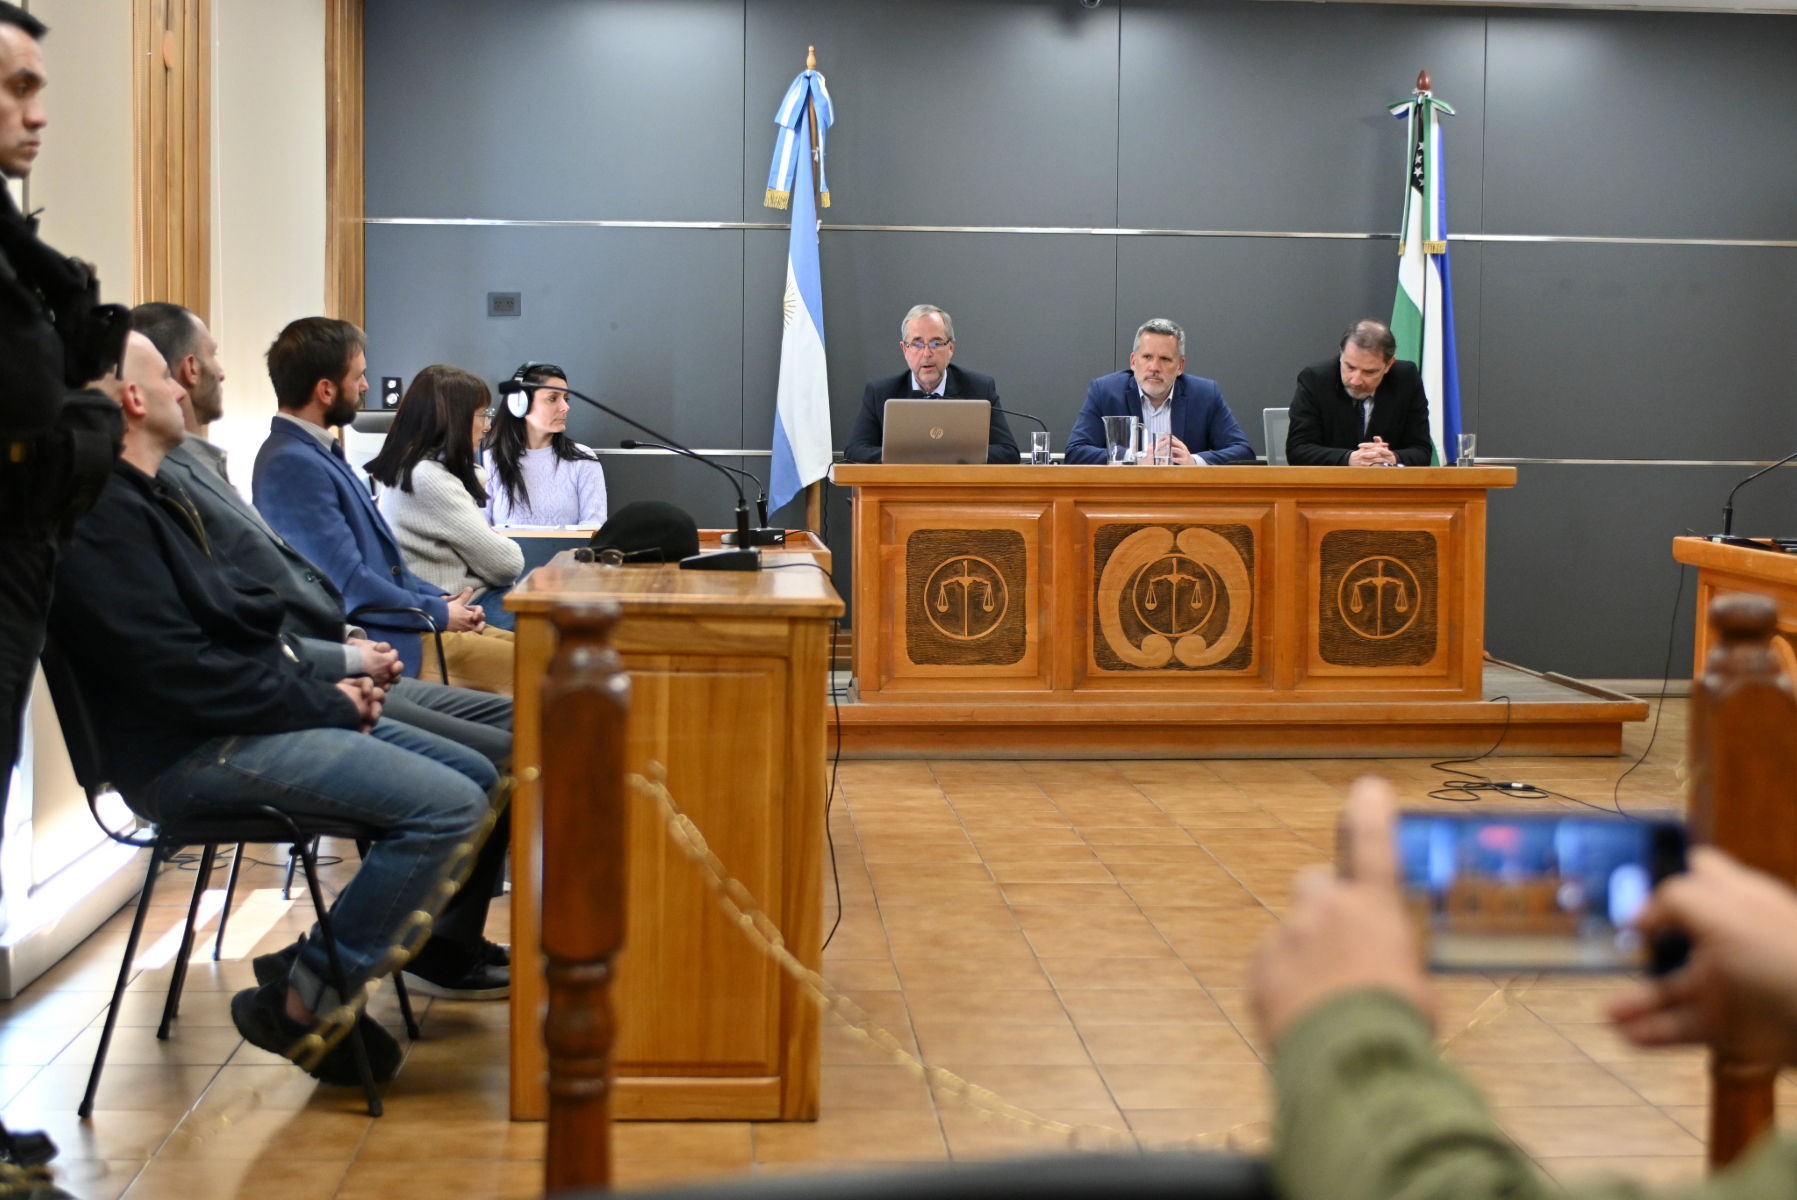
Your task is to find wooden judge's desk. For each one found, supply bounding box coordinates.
[505,535,842,1122]
[1673,536,1797,678]
[826,464,1644,758]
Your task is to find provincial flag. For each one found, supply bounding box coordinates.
[765,68,833,513]
[1389,77,1461,466]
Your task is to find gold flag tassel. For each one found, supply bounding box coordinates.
[764,189,791,210]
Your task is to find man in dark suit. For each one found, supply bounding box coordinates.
[842,304,1019,464]
[1286,320,1435,467]
[1065,318,1254,465]
[250,317,484,676]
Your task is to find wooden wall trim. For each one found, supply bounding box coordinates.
[132,0,210,320]
[325,0,365,327]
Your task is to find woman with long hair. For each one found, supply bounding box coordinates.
[482,362,608,528]
[368,364,525,635]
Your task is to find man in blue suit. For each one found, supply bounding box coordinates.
[252,318,484,677]
[1065,318,1254,466]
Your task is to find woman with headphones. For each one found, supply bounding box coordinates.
[483,362,608,528]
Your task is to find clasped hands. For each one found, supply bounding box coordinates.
[1348,437,1399,467]
[331,586,487,733]
[1251,778,1797,1071]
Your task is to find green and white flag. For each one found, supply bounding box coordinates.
[1389,75,1462,465]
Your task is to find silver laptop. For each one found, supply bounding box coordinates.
[882,399,991,465]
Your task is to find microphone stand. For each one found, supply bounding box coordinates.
[619,440,786,546]
[1716,449,1797,547]
[501,380,758,571]
[996,406,1052,463]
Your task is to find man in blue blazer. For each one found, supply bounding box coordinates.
[251,318,483,677]
[1065,318,1255,466]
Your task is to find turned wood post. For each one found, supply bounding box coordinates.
[541,602,629,1192]
[1688,593,1797,1169]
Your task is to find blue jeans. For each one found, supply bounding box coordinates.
[472,585,516,632]
[134,719,496,1011]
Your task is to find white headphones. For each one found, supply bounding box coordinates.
[505,362,549,419]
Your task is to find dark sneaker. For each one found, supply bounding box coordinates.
[481,940,510,968]
[0,1125,56,1168]
[230,983,402,1085]
[401,960,509,1000]
[252,942,301,988]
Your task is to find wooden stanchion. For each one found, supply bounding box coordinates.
[1688,592,1797,1168]
[541,602,629,1192]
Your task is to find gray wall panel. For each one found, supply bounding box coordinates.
[1114,236,1482,453]
[1487,466,1797,679]
[1120,1,1485,234]
[742,0,1121,227]
[1477,243,1797,461]
[1482,11,1797,240]
[364,0,745,220]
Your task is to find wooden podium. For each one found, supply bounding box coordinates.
[833,464,1642,757]
[505,537,843,1121]
[1673,536,1797,680]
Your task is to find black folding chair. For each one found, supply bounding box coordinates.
[347,603,448,685]
[38,639,410,1118]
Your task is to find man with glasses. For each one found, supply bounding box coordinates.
[843,304,1019,464]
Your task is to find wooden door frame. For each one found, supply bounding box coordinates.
[132,0,210,319]
[325,0,364,327]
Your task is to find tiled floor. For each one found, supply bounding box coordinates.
[3,697,1750,1198]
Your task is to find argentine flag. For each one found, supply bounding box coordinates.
[1389,80,1461,466]
[766,69,833,513]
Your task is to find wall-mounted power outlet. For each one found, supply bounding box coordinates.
[380,377,402,408]
[487,291,521,317]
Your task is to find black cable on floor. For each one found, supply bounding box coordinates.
[1427,695,1536,802]
[1609,563,1688,819]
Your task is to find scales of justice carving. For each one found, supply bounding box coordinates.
[1094,526,1254,670]
[1318,530,1439,667]
[925,556,1007,641]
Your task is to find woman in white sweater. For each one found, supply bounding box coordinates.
[370,366,525,631]
[482,361,608,528]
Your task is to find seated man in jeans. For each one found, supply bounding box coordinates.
[133,302,510,999]
[48,331,495,1083]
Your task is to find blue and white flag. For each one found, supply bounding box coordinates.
[766,68,833,513]
[1389,76,1461,465]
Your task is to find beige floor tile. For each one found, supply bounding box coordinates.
[1599,1056,1708,1107]
[357,1115,545,1159]
[1098,1063,1268,1110]
[877,905,1019,934]
[901,990,1070,1025]
[335,1158,541,1200]
[1458,1062,1646,1107]
[1495,1105,1704,1158]
[1553,1021,1703,1064]
[1061,989,1228,1025]
[819,1065,934,1111]
[984,861,1113,884]
[19,1110,183,1163]
[914,1021,1092,1066]
[892,957,1051,992]
[886,926,1038,961]
[0,1023,87,1066]
[48,1158,146,1200]
[822,959,901,992]
[932,1064,1115,1111]
[1123,1106,1269,1151]
[158,1107,371,1160]
[935,1106,1130,1158]
[1038,957,1202,991]
[123,1156,349,1200]
[1439,1020,1590,1064]
[998,883,1134,905]
[8,1064,220,1116]
[752,1107,947,1163]
[1079,1024,1262,1066]
[1535,1156,1705,1189]
[1663,1105,1707,1140]
[53,1025,246,1069]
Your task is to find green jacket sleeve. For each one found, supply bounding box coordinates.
[1271,989,1797,1200]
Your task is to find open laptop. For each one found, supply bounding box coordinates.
[882,399,991,465]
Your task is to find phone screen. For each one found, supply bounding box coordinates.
[1395,812,1686,972]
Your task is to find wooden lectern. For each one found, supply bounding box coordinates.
[507,545,843,1124]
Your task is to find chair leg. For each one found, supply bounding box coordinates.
[295,840,383,1117]
[159,844,217,1039]
[213,843,247,961]
[82,843,165,1118]
[281,842,299,900]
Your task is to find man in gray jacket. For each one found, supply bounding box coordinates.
[132,303,512,1000]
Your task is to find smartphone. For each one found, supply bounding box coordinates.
[1393,812,1687,973]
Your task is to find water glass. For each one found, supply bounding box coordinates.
[1147,432,1173,466]
[1030,430,1051,465]
[1456,432,1477,466]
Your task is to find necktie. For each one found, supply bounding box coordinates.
[1360,399,1372,439]
[331,436,347,461]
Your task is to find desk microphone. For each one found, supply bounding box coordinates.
[498,380,758,571]
[996,406,1050,434]
[1716,449,1797,545]
[619,440,786,546]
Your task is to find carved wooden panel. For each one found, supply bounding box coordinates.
[1317,529,1439,668]
[904,529,1028,667]
[1089,523,1256,673]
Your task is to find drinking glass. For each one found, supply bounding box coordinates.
[1148,432,1173,466]
[1456,432,1477,466]
[1030,430,1051,465]
[1103,415,1136,465]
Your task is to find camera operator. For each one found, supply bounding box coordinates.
[0,2,126,1174]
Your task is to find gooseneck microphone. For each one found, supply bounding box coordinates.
[996,406,1050,435]
[619,440,786,546]
[1719,449,1797,541]
[498,379,758,571]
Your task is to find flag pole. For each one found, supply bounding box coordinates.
[803,44,825,535]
